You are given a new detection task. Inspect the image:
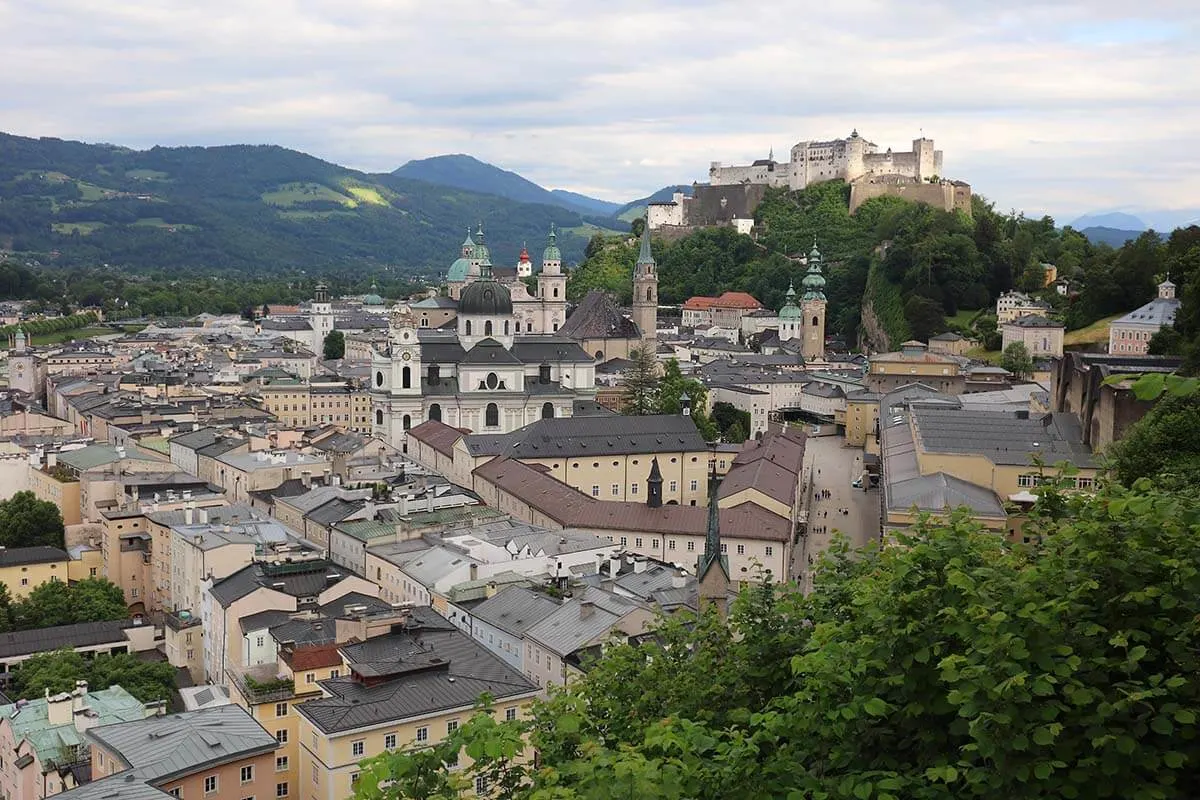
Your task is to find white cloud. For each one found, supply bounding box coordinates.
[0,0,1197,220]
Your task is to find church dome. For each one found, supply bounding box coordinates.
[447,257,471,282]
[779,283,802,320]
[459,279,513,316]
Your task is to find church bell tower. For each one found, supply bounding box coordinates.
[633,218,659,346]
[800,240,827,362]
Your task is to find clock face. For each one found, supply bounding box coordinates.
[401,351,412,361]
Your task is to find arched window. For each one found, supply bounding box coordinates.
[375,409,383,425]
[485,403,499,428]
[465,320,472,336]
[646,288,653,302]
[553,287,559,298]
[402,366,411,389]
[429,403,442,423]
[402,414,411,431]
[812,315,819,327]
[375,371,384,387]
[541,402,554,420]
[504,320,509,335]
[485,320,493,336]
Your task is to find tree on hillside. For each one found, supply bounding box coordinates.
[620,347,659,416]
[1000,341,1034,379]
[1109,392,1200,490]
[0,491,65,549]
[903,294,946,343]
[657,359,718,440]
[322,329,345,360]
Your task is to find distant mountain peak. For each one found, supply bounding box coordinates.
[1070,211,1147,232]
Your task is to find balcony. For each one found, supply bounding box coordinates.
[228,664,296,704]
[163,609,201,632]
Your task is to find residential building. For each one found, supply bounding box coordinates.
[0,546,70,598]
[0,684,149,800]
[995,291,1050,324]
[1001,315,1065,358]
[294,607,540,800]
[0,621,157,684]
[866,341,964,394]
[927,331,970,356]
[66,705,279,800]
[681,292,764,329]
[469,586,561,672]
[1108,280,1181,355]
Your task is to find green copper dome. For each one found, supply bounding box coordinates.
[779,282,802,319]
[447,257,471,282]
[462,228,476,250]
[542,224,562,263]
[473,223,491,265]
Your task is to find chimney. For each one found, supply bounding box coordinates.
[47,452,58,469]
[633,558,647,574]
[485,581,498,599]
[197,508,208,524]
[72,681,89,713]
[671,575,687,589]
[46,691,72,726]
[608,556,620,577]
[579,600,595,619]
[184,503,194,525]
[301,471,311,489]
[469,563,478,581]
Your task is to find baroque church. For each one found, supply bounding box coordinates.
[369,227,604,444]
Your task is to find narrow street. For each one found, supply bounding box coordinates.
[791,433,881,591]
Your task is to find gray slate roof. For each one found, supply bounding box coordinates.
[1113,296,1181,327]
[523,586,647,657]
[208,559,358,608]
[911,406,1095,468]
[296,610,537,734]
[0,619,135,659]
[557,291,641,340]
[462,414,707,458]
[470,586,561,638]
[0,546,68,567]
[82,705,277,785]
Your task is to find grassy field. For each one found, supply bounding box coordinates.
[947,307,985,329]
[131,217,200,230]
[343,184,390,206]
[29,326,115,346]
[74,180,110,201]
[51,221,107,235]
[1065,313,1121,347]
[262,182,355,208]
[125,169,170,181]
[965,346,1004,364]
[278,209,356,221]
[563,222,627,237]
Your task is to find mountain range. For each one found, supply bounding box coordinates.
[0,133,680,274]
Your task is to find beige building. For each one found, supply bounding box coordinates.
[843,390,881,448]
[294,607,540,800]
[212,450,332,504]
[927,331,970,356]
[1001,315,1065,359]
[995,291,1051,324]
[866,341,964,394]
[0,546,70,599]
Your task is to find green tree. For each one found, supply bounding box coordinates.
[354,483,1200,800]
[903,294,946,342]
[656,359,718,440]
[14,649,176,703]
[11,578,127,630]
[68,577,130,623]
[323,329,345,360]
[0,491,65,549]
[711,401,751,443]
[1000,340,1034,378]
[620,347,659,416]
[1108,392,1200,489]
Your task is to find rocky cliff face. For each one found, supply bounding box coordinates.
[859,295,891,354]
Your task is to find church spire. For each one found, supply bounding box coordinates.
[696,462,728,587]
[636,216,654,272]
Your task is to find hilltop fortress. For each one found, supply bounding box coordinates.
[649,130,971,233]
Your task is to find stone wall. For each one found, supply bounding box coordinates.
[686,183,768,226]
[849,177,972,216]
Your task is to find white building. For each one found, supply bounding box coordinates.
[1108,280,1181,355]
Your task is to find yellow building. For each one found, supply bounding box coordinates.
[0,546,70,598]
[27,466,81,526]
[843,390,880,448]
[293,608,539,800]
[866,341,964,395]
[67,544,103,583]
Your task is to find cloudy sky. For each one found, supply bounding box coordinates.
[2,0,1197,225]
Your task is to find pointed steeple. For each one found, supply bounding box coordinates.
[646,457,663,509]
[802,238,826,301]
[768,146,774,162]
[636,217,654,272]
[696,463,728,585]
[474,222,492,269]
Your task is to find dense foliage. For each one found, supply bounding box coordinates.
[0,132,610,271]
[0,491,65,549]
[569,182,1179,350]
[1145,227,1200,372]
[14,648,176,703]
[620,355,719,440]
[0,577,129,632]
[356,480,1200,799]
[1108,392,1200,489]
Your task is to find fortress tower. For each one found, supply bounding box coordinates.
[632,218,659,346]
[800,240,827,362]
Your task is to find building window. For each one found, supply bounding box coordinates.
[465,320,472,335]
[429,403,442,423]
[619,536,627,546]
[352,740,364,757]
[690,480,698,492]
[276,784,288,798]
[485,320,493,336]
[329,669,340,678]
[375,409,384,426]
[631,483,639,495]
[475,777,489,794]
[505,707,518,721]
[765,546,774,557]
[687,541,695,551]
[275,757,288,773]
[1018,474,1036,488]
[350,772,360,786]
[275,729,288,743]
[275,702,287,717]
[416,726,429,742]
[1077,477,1095,490]
[204,776,218,795]
[541,402,554,419]
[635,537,643,548]
[611,484,620,496]
[402,366,411,388]
[668,539,676,550]
[403,414,411,431]
[720,543,728,554]
[652,538,659,549]
[591,485,600,497]
[736,544,746,555]
[384,733,397,750]
[447,719,459,734]
[169,790,180,799]
[90,567,97,577]
[305,673,315,683]
[485,403,499,427]
[669,480,678,492]
[241,765,254,784]
[256,636,265,647]
[20,578,27,587]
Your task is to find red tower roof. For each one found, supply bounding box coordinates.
[519,243,530,262]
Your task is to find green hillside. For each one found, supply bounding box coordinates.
[0,133,605,273]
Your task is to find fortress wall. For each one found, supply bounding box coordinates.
[849,180,972,216]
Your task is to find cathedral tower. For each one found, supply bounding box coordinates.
[538,224,567,333]
[632,218,659,346]
[800,240,827,362]
[310,281,334,353]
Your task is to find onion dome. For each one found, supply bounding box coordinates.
[459,279,513,316]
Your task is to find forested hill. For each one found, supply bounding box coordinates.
[570,181,1192,350]
[0,132,621,273]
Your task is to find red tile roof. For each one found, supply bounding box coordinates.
[473,457,790,541]
[682,292,764,312]
[283,643,343,671]
[407,419,468,457]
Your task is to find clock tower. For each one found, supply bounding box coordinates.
[372,304,424,441]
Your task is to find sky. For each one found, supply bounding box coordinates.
[2,0,1198,226]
